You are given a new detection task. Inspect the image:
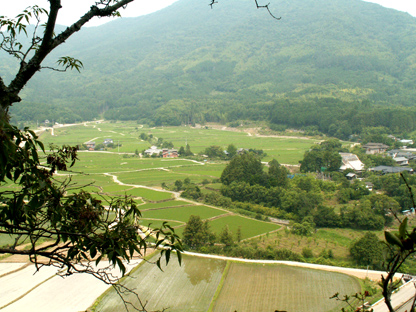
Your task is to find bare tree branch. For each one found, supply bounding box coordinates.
[2,0,136,111]
[209,0,281,20]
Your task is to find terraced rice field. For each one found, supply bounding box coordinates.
[139,200,192,210]
[211,262,361,312]
[208,215,281,240]
[141,205,228,223]
[92,254,361,312]
[93,255,226,312]
[121,187,173,201]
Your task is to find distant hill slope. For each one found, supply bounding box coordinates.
[7,0,416,134]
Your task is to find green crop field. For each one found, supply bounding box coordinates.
[2,121,317,249]
[115,169,187,186]
[127,125,313,164]
[0,234,18,248]
[140,219,184,229]
[40,122,315,165]
[315,228,360,248]
[40,122,147,153]
[170,164,225,180]
[71,153,197,174]
[25,122,317,243]
[211,262,361,312]
[101,183,133,194]
[142,205,228,223]
[139,200,193,210]
[208,215,281,240]
[124,188,173,201]
[92,254,361,312]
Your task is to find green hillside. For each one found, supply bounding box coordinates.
[7,0,416,136]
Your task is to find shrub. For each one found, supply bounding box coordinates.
[302,247,314,258]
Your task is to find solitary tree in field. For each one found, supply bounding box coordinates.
[183,215,215,249]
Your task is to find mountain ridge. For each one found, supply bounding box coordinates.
[7,0,416,135]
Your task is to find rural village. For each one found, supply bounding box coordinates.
[3,0,416,312]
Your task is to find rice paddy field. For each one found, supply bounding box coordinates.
[211,262,361,312]
[12,120,310,242]
[39,121,316,164]
[139,204,281,240]
[208,215,281,240]
[1,121,298,248]
[1,122,384,311]
[91,253,361,312]
[0,122,373,259]
[141,205,228,223]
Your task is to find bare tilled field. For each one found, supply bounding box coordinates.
[0,260,141,312]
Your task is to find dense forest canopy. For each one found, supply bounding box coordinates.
[6,0,416,137]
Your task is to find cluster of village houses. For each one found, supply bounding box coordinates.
[85,136,416,177]
[84,140,180,158]
[340,140,415,179]
[139,141,416,174]
[143,146,179,158]
[85,139,114,150]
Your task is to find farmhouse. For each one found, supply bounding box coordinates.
[393,157,409,166]
[362,143,389,154]
[339,153,365,172]
[399,152,416,160]
[399,139,414,146]
[85,141,95,151]
[387,149,401,158]
[345,172,357,180]
[237,148,249,154]
[103,138,113,145]
[365,182,374,191]
[144,146,162,156]
[162,149,178,158]
[368,166,413,174]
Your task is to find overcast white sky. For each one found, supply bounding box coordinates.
[2,0,416,27]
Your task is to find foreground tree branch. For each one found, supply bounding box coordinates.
[0,122,183,311]
[1,0,137,116]
[209,0,281,19]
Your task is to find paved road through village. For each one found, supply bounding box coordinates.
[372,280,415,312]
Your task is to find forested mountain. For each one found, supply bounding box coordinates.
[6,0,416,136]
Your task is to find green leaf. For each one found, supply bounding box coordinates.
[385,231,403,248]
[115,257,125,275]
[95,255,102,266]
[36,140,45,152]
[177,250,182,266]
[399,217,408,239]
[156,258,162,271]
[90,245,97,259]
[165,249,171,265]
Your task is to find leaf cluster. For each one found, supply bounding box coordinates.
[0,6,47,61]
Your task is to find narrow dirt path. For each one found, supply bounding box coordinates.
[83,137,100,144]
[103,173,180,197]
